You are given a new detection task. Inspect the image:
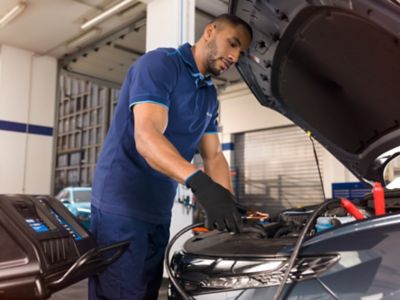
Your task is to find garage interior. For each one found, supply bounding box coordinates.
[1,0,392,299]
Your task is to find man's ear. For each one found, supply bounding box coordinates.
[203,23,215,42]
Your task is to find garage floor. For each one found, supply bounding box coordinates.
[50,278,169,300]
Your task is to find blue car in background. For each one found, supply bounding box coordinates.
[55,186,92,229]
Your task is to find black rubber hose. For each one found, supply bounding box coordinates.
[272,199,340,300]
[164,222,204,300]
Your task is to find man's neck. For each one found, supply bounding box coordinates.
[191,43,207,75]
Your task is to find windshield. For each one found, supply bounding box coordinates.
[73,190,92,203]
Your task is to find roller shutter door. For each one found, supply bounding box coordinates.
[234,125,325,215]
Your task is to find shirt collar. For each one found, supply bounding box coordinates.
[176,43,213,88]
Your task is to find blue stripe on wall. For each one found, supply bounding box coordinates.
[222,142,234,151]
[28,124,53,136]
[0,120,26,133]
[0,120,53,136]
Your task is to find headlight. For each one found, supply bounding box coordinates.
[171,252,340,293]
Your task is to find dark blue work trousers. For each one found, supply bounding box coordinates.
[88,205,170,300]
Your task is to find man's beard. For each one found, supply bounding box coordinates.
[205,39,224,76]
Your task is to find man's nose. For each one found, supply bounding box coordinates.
[229,49,241,63]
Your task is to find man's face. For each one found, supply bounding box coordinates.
[204,23,251,76]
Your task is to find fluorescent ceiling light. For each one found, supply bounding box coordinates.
[81,0,135,30]
[67,28,102,49]
[118,2,143,18]
[0,2,27,29]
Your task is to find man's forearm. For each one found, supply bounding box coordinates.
[203,152,233,193]
[135,128,197,184]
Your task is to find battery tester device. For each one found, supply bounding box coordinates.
[0,194,129,299]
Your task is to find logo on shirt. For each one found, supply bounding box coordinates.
[206,112,213,118]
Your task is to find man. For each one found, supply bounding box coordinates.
[90,14,254,300]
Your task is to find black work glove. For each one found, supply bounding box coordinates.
[186,171,244,233]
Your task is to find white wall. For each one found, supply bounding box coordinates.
[145,0,195,51]
[0,44,57,194]
[219,83,293,133]
[218,83,357,198]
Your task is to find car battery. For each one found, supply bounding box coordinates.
[0,194,129,300]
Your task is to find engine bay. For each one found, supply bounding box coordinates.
[182,189,400,258]
[168,190,400,299]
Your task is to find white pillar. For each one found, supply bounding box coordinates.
[143,0,195,51]
[0,44,57,194]
[140,0,196,275]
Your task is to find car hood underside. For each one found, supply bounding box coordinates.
[230,0,400,183]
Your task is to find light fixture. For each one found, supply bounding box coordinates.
[118,2,143,18]
[67,28,102,49]
[81,0,135,30]
[0,1,27,29]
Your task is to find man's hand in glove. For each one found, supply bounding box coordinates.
[186,170,265,237]
[186,170,243,232]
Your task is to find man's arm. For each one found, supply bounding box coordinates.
[197,133,269,234]
[198,134,233,193]
[134,102,246,233]
[133,103,197,183]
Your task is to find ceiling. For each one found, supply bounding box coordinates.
[0,0,241,87]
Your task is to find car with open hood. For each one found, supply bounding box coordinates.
[167,0,400,299]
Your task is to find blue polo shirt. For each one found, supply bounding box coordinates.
[91,43,219,224]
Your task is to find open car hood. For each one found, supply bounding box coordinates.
[229,0,400,184]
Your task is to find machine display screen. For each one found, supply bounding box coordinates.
[25,218,49,233]
[49,209,82,240]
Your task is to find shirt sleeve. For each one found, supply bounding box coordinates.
[204,98,219,135]
[128,49,179,111]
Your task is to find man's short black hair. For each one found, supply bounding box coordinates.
[211,14,253,40]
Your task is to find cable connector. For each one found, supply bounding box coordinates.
[340,198,365,220]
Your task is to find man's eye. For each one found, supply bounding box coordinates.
[229,40,238,48]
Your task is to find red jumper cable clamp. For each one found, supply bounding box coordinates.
[340,198,365,220]
[373,182,386,216]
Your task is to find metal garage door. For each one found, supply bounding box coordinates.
[234,125,325,215]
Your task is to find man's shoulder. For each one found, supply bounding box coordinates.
[128,47,182,78]
[141,47,181,64]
